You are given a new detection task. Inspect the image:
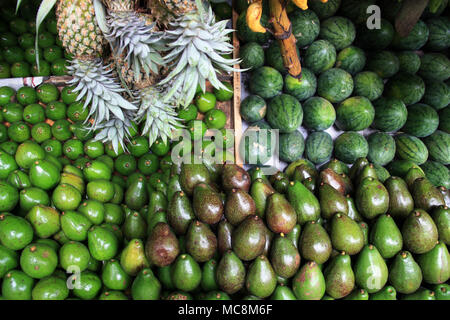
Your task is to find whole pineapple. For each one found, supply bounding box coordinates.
[31,0,138,153]
[159,1,239,106]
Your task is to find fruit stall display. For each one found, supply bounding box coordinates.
[0,0,447,301]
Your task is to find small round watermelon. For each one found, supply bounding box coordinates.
[236,10,271,44]
[305,131,333,164]
[317,68,354,103]
[289,9,320,48]
[395,133,429,165]
[309,0,341,20]
[367,132,396,166]
[335,46,366,75]
[402,103,439,138]
[392,19,429,50]
[420,161,450,189]
[367,50,400,78]
[283,68,317,101]
[418,52,450,82]
[279,130,305,163]
[396,51,421,74]
[353,71,384,101]
[266,94,303,133]
[304,39,337,74]
[339,0,376,24]
[357,18,394,50]
[240,95,267,123]
[373,164,391,183]
[372,97,408,133]
[384,72,425,105]
[249,66,283,99]
[240,120,273,165]
[423,80,450,110]
[423,130,450,165]
[334,131,369,164]
[319,16,356,51]
[336,96,375,131]
[303,96,336,131]
[425,17,450,51]
[239,42,265,70]
[439,107,450,134]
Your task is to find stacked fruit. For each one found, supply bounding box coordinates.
[0,3,69,78]
[238,0,449,190]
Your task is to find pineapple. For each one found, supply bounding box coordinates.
[31,0,137,153]
[147,0,177,27]
[103,0,167,83]
[159,3,239,107]
[158,0,197,16]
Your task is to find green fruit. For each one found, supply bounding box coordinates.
[231,215,266,261]
[36,83,59,104]
[239,42,264,69]
[423,130,450,165]
[26,205,60,238]
[417,241,450,284]
[239,95,266,123]
[334,132,368,164]
[355,177,389,220]
[335,45,366,75]
[0,214,33,250]
[171,254,201,292]
[336,96,374,131]
[385,72,425,105]
[78,200,105,225]
[389,250,422,294]
[270,234,300,278]
[0,151,18,179]
[353,71,384,101]
[305,131,333,165]
[299,221,331,265]
[131,268,161,300]
[283,68,317,101]
[145,222,179,267]
[73,271,102,300]
[20,243,58,279]
[52,183,82,211]
[403,103,439,137]
[330,213,364,255]
[59,241,90,271]
[8,121,30,143]
[60,211,92,242]
[319,16,355,50]
[216,250,245,294]
[86,180,115,203]
[302,97,335,131]
[87,226,119,261]
[304,40,336,74]
[358,18,394,50]
[354,244,389,294]
[246,255,277,298]
[419,52,450,82]
[289,9,320,48]
[292,261,325,300]
[395,134,429,165]
[1,270,34,300]
[29,160,60,190]
[236,10,271,44]
[367,132,396,166]
[213,82,233,101]
[323,252,355,299]
[317,68,354,103]
[266,94,303,133]
[287,180,320,225]
[370,214,403,259]
[367,50,400,79]
[249,66,283,99]
[402,209,439,254]
[102,259,131,290]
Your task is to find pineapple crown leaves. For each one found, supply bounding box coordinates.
[105,12,167,82]
[67,58,138,129]
[159,5,240,106]
[135,86,183,146]
[92,116,134,154]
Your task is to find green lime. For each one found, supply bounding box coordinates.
[37,32,55,48]
[10,18,28,35]
[52,183,82,211]
[138,153,159,175]
[128,136,149,158]
[187,119,207,141]
[22,104,45,125]
[67,101,89,122]
[3,103,23,123]
[63,139,84,160]
[97,154,114,170]
[213,82,234,101]
[70,122,93,141]
[29,160,60,190]
[205,109,227,129]
[51,59,69,76]
[24,47,42,64]
[16,87,37,106]
[0,62,10,78]
[0,32,17,47]
[45,18,58,35]
[84,139,104,159]
[0,87,15,106]
[8,121,30,142]
[45,101,67,120]
[114,154,137,176]
[18,33,34,49]
[15,141,45,169]
[0,140,19,156]
[3,47,25,64]
[10,62,31,78]
[178,104,198,121]
[0,123,7,143]
[151,138,170,156]
[51,119,72,141]
[36,83,59,103]
[43,46,62,63]
[195,92,216,113]
[31,60,51,77]
[41,139,62,157]
[160,154,173,171]
[61,85,79,104]
[31,122,52,143]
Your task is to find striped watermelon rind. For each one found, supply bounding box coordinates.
[239,42,265,70]
[309,0,341,20]
[266,94,303,133]
[240,95,267,123]
[279,130,305,163]
[305,131,333,164]
[373,97,408,132]
[357,18,394,50]
[402,103,439,138]
[425,17,450,51]
[418,52,450,82]
[423,80,450,111]
[303,96,336,131]
[384,72,425,105]
[319,16,356,51]
[395,133,429,165]
[304,40,337,74]
[420,161,450,189]
[249,66,283,99]
[317,68,354,103]
[289,9,321,48]
[334,131,369,164]
[336,96,375,131]
[367,132,396,166]
[439,107,450,134]
[422,130,450,165]
[283,68,317,102]
[392,19,429,50]
[396,51,421,74]
[367,50,400,79]
[335,46,366,75]
[353,71,384,101]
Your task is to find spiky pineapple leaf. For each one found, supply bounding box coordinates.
[16,0,24,13]
[35,0,58,69]
[93,0,110,35]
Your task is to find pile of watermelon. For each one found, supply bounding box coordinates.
[237,0,450,189]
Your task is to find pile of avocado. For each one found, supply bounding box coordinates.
[0,2,69,78]
[0,81,448,300]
